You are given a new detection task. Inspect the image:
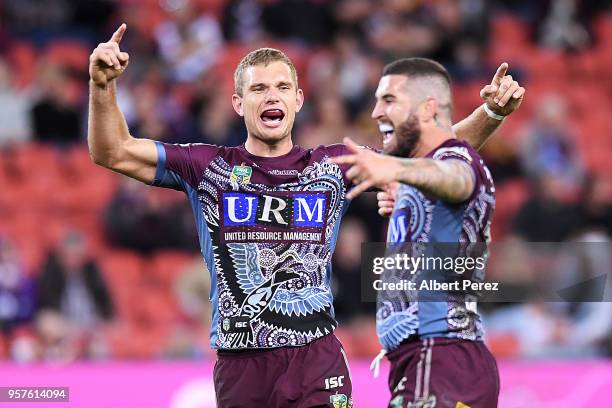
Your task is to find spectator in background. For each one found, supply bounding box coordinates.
[103,178,198,254]
[513,173,582,242]
[36,231,113,360]
[174,259,211,328]
[576,174,612,238]
[478,136,522,186]
[0,237,36,334]
[30,64,82,145]
[154,0,223,83]
[486,238,612,358]
[331,217,374,323]
[535,0,592,51]
[296,94,355,148]
[260,0,337,46]
[163,257,212,359]
[0,59,32,144]
[450,36,491,83]
[307,33,373,116]
[520,94,583,185]
[128,82,171,142]
[365,0,489,66]
[193,93,246,146]
[221,0,266,43]
[366,0,441,60]
[4,0,71,38]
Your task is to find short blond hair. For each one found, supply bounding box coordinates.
[234,48,298,96]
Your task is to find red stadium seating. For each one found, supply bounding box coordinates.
[44,40,91,73]
[149,251,196,287]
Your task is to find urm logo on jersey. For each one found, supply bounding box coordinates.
[220,191,330,243]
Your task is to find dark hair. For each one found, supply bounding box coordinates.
[382,57,451,87]
[234,48,298,96]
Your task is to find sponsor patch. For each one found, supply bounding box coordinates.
[230,163,252,185]
[330,393,348,408]
[220,316,250,333]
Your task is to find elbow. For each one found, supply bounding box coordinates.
[89,148,109,168]
[89,147,119,170]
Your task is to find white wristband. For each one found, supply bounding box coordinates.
[483,103,505,121]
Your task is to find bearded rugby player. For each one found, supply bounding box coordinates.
[332,58,524,408]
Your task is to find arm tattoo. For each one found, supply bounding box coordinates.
[395,158,475,203]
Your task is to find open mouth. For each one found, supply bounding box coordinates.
[379,122,394,146]
[260,109,285,128]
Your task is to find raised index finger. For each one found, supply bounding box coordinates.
[110,23,127,44]
[491,62,508,86]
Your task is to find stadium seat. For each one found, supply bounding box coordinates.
[488,14,533,65]
[487,334,520,358]
[6,41,37,88]
[99,250,149,324]
[0,334,7,359]
[149,250,196,287]
[491,180,530,240]
[44,40,91,72]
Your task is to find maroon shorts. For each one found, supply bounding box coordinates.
[386,338,499,408]
[214,334,352,408]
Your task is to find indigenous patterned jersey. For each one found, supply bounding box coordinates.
[377,139,495,350]
[152,142,351,350]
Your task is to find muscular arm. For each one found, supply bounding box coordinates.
[88,23,158,184]
[452,105,503,150]
[391,158,474,203]
[332,137,475,201]
[88,81,157,183]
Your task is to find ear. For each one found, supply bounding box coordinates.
[420,97,438,123]
[232,94,243,116]
[295,88,304,113]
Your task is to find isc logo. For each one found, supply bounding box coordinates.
[325,375,345,389]
[222,192,327,228]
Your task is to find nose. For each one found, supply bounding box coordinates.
[371,101,384,120]
[265,88,280,103]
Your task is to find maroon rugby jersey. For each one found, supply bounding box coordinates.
[152,142,352,350]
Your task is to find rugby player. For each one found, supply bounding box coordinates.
[331,58,524,407]
[88,24,518,407]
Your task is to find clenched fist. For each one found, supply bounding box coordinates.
[89,23,129,87]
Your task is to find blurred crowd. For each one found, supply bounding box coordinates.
[1,0,611,362]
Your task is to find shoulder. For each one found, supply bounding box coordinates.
[431,139,482,164]
[163,142,224,155]
[310,143,348,158]
[160,142,224,165]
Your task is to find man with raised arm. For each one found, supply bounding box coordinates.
[89,24,521,407]
[332,58,524,408]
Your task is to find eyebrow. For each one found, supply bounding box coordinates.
[277,81,293,88]
[249,83,268,90]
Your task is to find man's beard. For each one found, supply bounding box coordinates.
[386,113,421,158]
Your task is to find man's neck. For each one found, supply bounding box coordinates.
[412,127,455,158]
[244,134,294,157]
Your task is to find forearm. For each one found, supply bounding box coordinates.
[88,80,132,168]
[452,105,502,150]
[392,158,474,203]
